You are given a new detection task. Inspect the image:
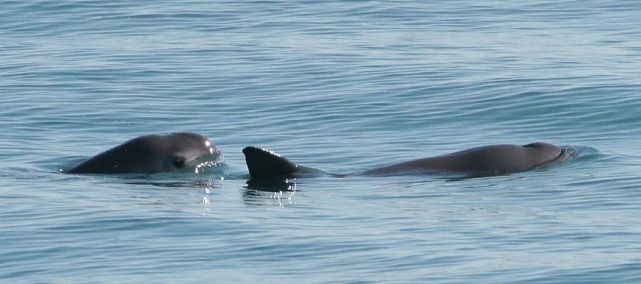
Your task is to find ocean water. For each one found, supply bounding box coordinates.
[2,0,641,282]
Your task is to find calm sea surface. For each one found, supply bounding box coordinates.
[3,1,641,283]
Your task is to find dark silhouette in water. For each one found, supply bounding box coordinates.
[68,133,219,174]
[243,142,565,181]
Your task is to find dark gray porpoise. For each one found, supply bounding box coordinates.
[242,142,565,180]
[68,133,219,174]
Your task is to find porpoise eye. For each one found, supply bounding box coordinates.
[172,157,186,168]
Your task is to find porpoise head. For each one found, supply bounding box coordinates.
[162,132,221,172]
[68,132,221,174]
[522,142,564,167]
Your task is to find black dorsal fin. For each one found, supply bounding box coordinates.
[242,146,299,180]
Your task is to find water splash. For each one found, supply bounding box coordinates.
[194,154,224,174]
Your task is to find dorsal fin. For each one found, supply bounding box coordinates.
[242,146,299,180]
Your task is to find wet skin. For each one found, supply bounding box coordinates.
[68,133,219,174]
[243,142,565,180]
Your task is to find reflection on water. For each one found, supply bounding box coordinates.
[245,179,297,192]
[122,176,220,214]
[242,189,297,207]
[201,183,214,216]
[242,179,297,207]
[124,177,222,190]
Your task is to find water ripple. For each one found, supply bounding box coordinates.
[3,0,641,282]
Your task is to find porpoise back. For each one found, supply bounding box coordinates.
[243,142,564,180]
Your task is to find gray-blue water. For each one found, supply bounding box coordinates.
[2,1,641,282]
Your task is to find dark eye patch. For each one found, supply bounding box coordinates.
[172,156,186,168]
